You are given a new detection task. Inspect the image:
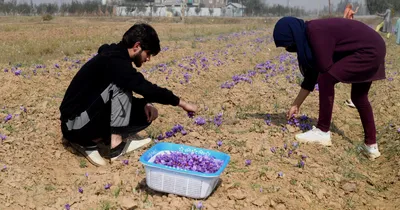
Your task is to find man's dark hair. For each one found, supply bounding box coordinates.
[121,23,161,56]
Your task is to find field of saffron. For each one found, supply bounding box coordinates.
[0,16,399,210]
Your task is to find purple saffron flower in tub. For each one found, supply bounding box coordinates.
[78,187,83,193]
[55,64,60,68]
[104,183,111,189]
[4,68,8,72]
[397,128,400,133]
[270,147,276,153]
[301,155,307,160]
[65,204,70,210]
[122,160,129,165]
[283,143,287,150]
[245,159,251,166]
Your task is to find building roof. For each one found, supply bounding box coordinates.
[227,2,246,8]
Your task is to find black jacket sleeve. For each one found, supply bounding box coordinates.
[110,57,180,106]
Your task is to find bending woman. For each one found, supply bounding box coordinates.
[273,17,386,160]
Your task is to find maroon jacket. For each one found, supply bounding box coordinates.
[305,18,386,87]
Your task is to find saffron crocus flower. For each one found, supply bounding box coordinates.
[122,160,129,165]
[283,143,287,150]
[196,201,203,209]
[278,172,283,178]
[0,134,6,141]
[4,114,12,122]
[194,117,206,125]
[14,70,22,75]
[292,142,298,148]
[298,160,305,168]
[157,134,165,141]
[1,165,6,171]
[301,155,307,160]
[84,172,88,178]
[65,204,70,210]
[55,64,60,68]
[217,140,223,147]
[187,111,195,118]
[172,124,184,133]
[104,184,111,189]
[165,131,174,138]
[288,150,293,157]
[397,128,400,133]
[181,130,187,135]
[270,147,276,153]
[78,187,83,193]
[20,106,27,112]
[245,159,251,166]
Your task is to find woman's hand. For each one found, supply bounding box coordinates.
[287,105,299,119]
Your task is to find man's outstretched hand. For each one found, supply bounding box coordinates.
[179,100,198,113]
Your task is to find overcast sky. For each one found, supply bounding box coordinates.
[18,0,365,11]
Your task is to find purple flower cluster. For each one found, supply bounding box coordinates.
[187,111,195,118]
[287,115,312,131]
[157,124,187,140]
[4,114,12,122]
[154,151,224,173]
[221,70,256,89]
[264,114,271,125]
[213,113,223,126]
[194,117,206,125]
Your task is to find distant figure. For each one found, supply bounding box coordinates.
[273,17,386,160]
[395,18,400,45]
[343,3,359,19]
[343,3,359,108]
[376,8,392,38]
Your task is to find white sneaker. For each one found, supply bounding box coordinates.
[70,143,107,166]
[110,138,152,161]
[359,143,381,160]
[295,126,332,146]
[345,99,356,108]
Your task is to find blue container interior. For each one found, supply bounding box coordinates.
[140,142,230,178]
